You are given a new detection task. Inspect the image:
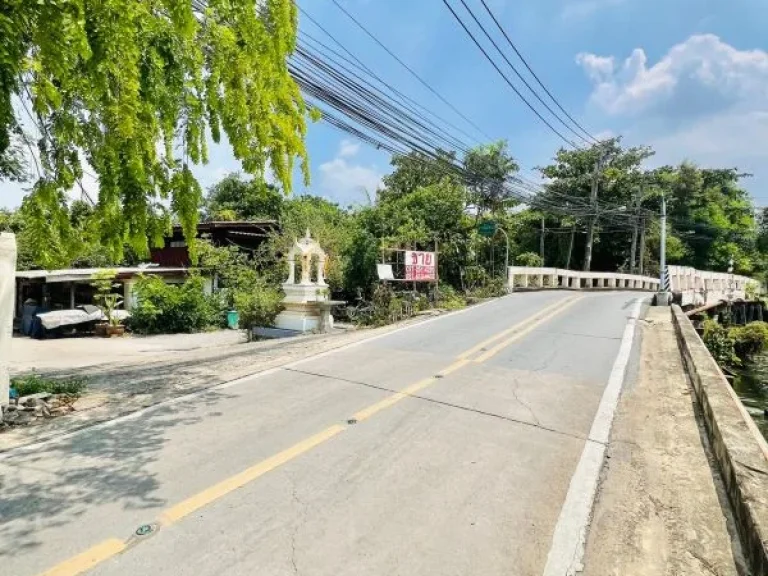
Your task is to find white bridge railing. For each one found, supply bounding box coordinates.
[508,267,660,292]
[508,265,760,306]
[667,265,757,307]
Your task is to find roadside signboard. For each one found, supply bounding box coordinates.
[405,250,436,281]
[478,221,497,237]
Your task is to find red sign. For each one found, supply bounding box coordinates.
[405,251,436,281]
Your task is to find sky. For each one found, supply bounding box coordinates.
[3,0,768,210]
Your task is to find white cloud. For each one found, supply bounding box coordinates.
[338,139,361,158]
[318,141,383,206]
[577,34,768,199]
[578,34,768,115]
[561,0,625,21]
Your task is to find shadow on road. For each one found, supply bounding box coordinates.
[0,390,233,557]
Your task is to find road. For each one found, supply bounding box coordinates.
[0,291,645,576]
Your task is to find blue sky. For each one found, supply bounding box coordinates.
[3,0,768,209]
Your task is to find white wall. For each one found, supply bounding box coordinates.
[0,233,17,408]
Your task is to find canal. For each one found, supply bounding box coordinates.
[732,352,768,440]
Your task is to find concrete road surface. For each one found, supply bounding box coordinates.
[0,291,646,576]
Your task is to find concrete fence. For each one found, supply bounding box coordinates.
[672,306,768,573]
[507,266,660,292]
[668,265,757,307]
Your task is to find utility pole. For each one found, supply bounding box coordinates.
[583,149,605,272]
[540,217,545,264]
[629,187,640,273]
[638,215,646,276]
[565,223,575,270]
[657,193,670,305]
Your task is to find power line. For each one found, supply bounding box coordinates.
[439,0,579,149]
[326,0,493,142]
[476,0,599,144]
[454,0,592,146]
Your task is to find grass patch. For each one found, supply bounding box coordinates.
[10,373,88,398]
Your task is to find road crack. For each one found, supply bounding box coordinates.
[511,377,540,426]
[289,477,306,576]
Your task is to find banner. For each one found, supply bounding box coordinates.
[404,251,436,281]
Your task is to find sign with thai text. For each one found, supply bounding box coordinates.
[405,251,436,281]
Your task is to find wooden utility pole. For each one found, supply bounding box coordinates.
[583,151,605,271]
[540,217,545,264]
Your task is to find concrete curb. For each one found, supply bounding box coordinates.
[672,305,768,574]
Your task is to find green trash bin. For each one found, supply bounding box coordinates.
[227,310,240,330]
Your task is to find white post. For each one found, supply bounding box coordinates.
[0,233,17,410]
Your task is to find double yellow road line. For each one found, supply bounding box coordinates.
[37,294,582,576]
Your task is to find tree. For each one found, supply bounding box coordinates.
[379,150,459,201]
[205,174,283,221]
[537,137,654,271]
[463,141,519,215]
[1,0,310,264]
[655,164,758,274]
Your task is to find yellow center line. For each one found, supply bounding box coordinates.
[38,539,126,576]
[35,296,584,576]
[473,296,583,363]
[457,296,581,361]
[159,424,346,526]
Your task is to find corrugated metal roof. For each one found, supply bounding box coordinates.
[16,266,189,282]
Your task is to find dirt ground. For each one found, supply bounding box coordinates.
[582,307,746,575]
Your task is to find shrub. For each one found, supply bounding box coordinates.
[232,279,283,332]
[729,322,768,360]
[703,319,739,367]
[436,284,466,310]
[128,275,219,334]
[515,252,543,267]
[11,373,87,398]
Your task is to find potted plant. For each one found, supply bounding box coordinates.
[92,270,125,337]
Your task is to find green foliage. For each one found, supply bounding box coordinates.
[205,173,283,221]
[703,319,739,367]
[10,373,87,398]
[91,269,123,326]
[436,284,466,310]
[197,240,282,334]
[515,252,544,267]
[380,150,459,201]
[729,322,768,361]
[2,0,310,263]
[464,140,519,215]
[231,279,283,333]
[129,275,218,334]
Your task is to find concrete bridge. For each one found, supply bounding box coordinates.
[1,253,767,574]
[508,264,759,308]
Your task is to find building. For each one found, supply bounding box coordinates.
[14,266,194,321]
[150,220,280,267]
